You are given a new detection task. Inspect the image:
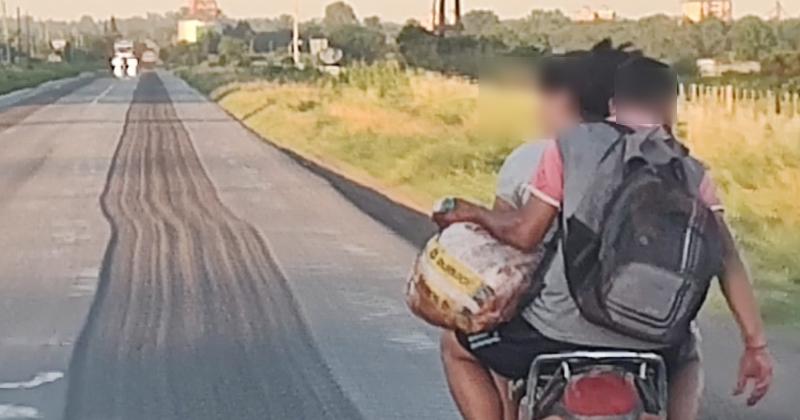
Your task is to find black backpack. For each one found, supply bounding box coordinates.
[560,124,724,345]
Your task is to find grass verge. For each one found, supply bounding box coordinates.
[0,62,98,96]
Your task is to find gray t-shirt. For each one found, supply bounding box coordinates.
[495,142,548,209]
[496,143,654,349]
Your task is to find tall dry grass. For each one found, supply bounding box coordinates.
[216,64,535,206]
[679,97,800,321]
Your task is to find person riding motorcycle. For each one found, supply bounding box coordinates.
[438,52,773,420]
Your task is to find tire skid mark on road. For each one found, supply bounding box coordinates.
[63,73,363,420]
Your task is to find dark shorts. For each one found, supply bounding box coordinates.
[456,317,700,380]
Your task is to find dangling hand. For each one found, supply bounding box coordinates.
[733,345,774,406]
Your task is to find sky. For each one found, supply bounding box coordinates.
[14,0,800,22]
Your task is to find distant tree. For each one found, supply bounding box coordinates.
[630,15,686,60]
[218,36,247,65]
[199,30,221,55]
[163,41,203,66]
[762,51,800,79]
[728,16,777,61]
[397,24,442,70]
[396,22,506,77]
[775,18,800,51]
[301,22,326,39]
[225,21,256,41]
[323,2,359,29]
[77,15,99,35]
[516,9,570,46]
[462,10,501,37]
[276,14,295,30]
[364,16,382,30]
[328,25,386,63]
[672,56,700,77]
[83,35,111,60]
[688,17,728,58]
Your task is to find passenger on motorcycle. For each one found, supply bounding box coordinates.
[438,54,773,420]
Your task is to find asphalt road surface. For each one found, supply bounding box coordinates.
[0,71,796,420]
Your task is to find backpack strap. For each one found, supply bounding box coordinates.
[518,123,624,309]
[517,123,627,308]
[557,121,629,221]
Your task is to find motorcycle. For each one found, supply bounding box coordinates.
[516,351,669,420]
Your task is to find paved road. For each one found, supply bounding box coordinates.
[0,72,796,420]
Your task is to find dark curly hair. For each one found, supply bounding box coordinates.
[536,39,642,121]
[576,39,643,120]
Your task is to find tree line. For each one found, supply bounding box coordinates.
[243,3,800,83]
[34,1,800,86]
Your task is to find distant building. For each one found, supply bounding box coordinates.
[696,58,761,77]
[682,0,733,23]
[309,38,329,58]
[572,5,617,22]
[177,20,213,44]
[177,0,223,44]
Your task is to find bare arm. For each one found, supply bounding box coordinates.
[717,215,767,349]
[492,196,515,212]
[715,213,773,406]
[434,197,558,252]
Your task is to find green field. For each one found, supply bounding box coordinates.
[0,63,97,96]
[181,64,800,325]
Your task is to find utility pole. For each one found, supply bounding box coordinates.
[437,0,446,35]
[25,13,31,58]
[1,0,9,64]
[454,0,462,29]
[292,0,300,67]
[15,7,20,61]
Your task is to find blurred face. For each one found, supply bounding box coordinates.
[536,86,580,138]
[611,96,678,128]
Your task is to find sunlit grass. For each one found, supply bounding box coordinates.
[204,64,798,325]
[679,99,800,323]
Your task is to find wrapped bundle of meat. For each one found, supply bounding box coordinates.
[406,222,543,333]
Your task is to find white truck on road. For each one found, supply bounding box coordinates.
[111,40,138,78]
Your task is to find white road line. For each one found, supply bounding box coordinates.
[0,404,41,419]
[0,371,63,390]
[91,84,114,105]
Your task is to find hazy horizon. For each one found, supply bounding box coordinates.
[14,0,800,22]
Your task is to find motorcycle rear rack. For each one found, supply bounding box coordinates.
[518,351,669,420]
